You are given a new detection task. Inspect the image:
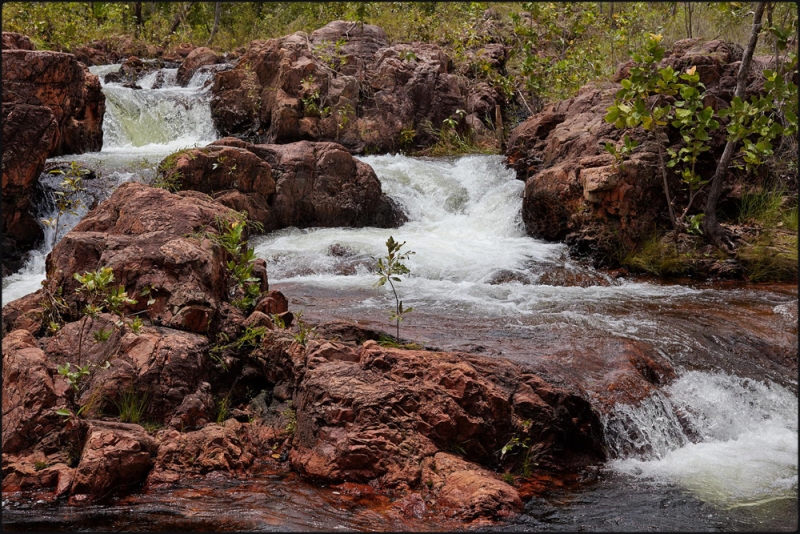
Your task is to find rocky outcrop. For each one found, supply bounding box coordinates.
[101,56,180,87]
[505,39,772,267]
[39,182,263,335]
[2,32,35,50]
[2,45,104,156]
[1,330,68,454]
[71,35,162,66]
[146,424,254,485]
[2,178,646,520]
[2,102,58,269]
[421,452,522,520]
[2,32,105,273]
[210,20,505,153]
[157,138,406,231]
[282,339,605,487]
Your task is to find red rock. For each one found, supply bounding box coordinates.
[167,382,214,431]
[421,452,522,520]
[42,182,255,334]
[176,46,224,86]
[2,47,104,156]
[2,32,35,50]
[147,424,254,485]
[44,321,211,424]
[1,102,58,263]
[254,290,289,316]
[210,21,502,153]
[70,421,158,499]
[160,139,405,230]
[1,330,67,454]
[287,339,606,487]
[505,39,773,267]
[2,36,105,268]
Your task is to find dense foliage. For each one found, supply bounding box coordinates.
[4,2,795,109]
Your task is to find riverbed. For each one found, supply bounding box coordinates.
[2,62,796,532]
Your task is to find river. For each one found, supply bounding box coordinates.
[2,61,797,532]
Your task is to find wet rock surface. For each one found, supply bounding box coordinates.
[2,181,611,518]
[2,172,796,523]
[40,182,252,335]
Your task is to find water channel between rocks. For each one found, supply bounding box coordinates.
[2,63,797,532]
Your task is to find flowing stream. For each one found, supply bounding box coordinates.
[2,62,797,532]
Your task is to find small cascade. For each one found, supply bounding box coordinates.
[2,62,218,305]
[100,67,217,150]
[604,371,798,507]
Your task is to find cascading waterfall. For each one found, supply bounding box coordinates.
[1,63,218,304]
[254,154,798,516]
[0,67,796,529]
[606,371,798,508]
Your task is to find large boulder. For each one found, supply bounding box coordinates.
[210,21,504,153]
[43,319,211,424]
[69,421,158,500]
[505,39,773,266]
[41,181,264,335]
[2,32,35,50]
[2,45,104,156]
[421,452,522,520]
[176,46,225,86]
[1,102,59,269]
[158,138,405,231]
[71,35,162,66]
[146,424,254,485]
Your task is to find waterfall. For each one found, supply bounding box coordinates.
[1,63,217,304]
[604,371,798,507]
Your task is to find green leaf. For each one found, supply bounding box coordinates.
[605,106,621,123]
[56,408,72,417]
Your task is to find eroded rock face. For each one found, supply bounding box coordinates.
[2,46,104,156]
[2,32,35,50]
[1,330,68,454]
[71,35,164,66]
[159,138,405,231]
[287,339,606,487]
[176,46,225,86]
[505,39,771,265]
[70,421,158,500]
[2,102,58,265]
[146,424,254,485]
[210,21,504,153]
[2,33,105,273]
[421,453,522,520]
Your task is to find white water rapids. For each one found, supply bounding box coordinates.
[1,61,796,528]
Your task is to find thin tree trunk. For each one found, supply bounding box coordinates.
[167,2,195,36]
[134,1,143,37]
[702,1,766,250]
[207,2,221,46]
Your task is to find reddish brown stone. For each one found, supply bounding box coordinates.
[160,139,405,230]
[1,330,68,454]
[70,421,158,500]
[210,21,501,153]
[176,46,224,86]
